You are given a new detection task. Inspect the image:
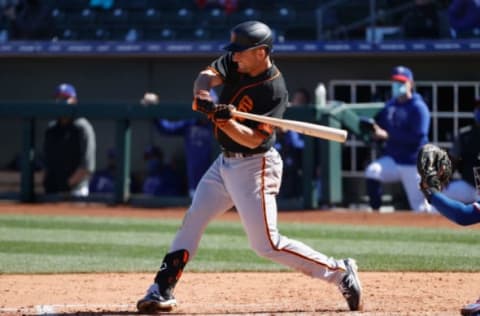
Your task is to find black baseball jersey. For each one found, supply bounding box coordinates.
[43,117,95,193]
[208,52,288,153]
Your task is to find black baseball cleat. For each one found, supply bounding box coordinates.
[461,299,480,316]
[137,284,176,314]
[338,258,363,311]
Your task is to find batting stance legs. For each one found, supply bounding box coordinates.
[137,148,363,312]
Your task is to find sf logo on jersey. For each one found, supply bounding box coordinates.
[236,95,254,122]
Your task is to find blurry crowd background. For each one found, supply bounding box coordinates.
[0,0,479,43]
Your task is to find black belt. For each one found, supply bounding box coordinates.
[222,151,265,158]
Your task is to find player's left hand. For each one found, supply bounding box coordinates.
[192,90,216,115]
[213,104,234,123]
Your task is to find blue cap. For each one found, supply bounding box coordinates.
[391,66,414,83]
[55,83,77,99]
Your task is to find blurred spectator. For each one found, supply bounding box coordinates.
[154,118,213,198]
[43,83,96,197]
[142,145,182,196]
[140,92,214,198]
[364,66,431,212]
[401,0,446,39]
[89,148,115,194]
[140,92,159,106]
[0,0,18,9]
[275,129,304,198]
[448,0,480,38]
[2,0,53,40]
[4,151,43,171]
[276,88,312,198]
[89,148,141,194]
[194,0,238,15]
[90,0,114,10]
[290,88,311,107]
[443,99,480,203]
[0,1,15,41]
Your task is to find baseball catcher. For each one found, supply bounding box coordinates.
[416,143,452,202]
[417,146,480,316]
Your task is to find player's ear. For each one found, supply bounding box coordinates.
[256,47,268,60]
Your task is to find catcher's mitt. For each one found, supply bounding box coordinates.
[416,143,452,201]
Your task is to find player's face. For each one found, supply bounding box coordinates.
[232,47,267,76]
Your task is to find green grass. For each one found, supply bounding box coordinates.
[0,213,479,273]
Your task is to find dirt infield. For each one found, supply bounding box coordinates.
[1,203,479,315]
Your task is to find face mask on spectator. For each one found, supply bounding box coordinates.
[391,81,408,99]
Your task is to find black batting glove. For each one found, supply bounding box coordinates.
[193,97,216,114]
[192,90,216,115]
[213,104,233,122]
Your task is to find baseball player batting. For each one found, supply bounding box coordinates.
[136,21,362,313]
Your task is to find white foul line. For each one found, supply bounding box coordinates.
[0,303,459,316]
[35,305,56,315]
[0,304,134,315]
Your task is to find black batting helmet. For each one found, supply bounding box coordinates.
[223,21,273,53]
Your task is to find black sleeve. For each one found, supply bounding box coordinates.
[209,53,238,84]
[267,90,288,119]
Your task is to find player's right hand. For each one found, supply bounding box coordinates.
[372,124,388,140]
[192,90,216,114]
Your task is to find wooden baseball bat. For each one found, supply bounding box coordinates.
[231,109,348,143]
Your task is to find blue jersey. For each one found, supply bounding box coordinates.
[376,93,430,164]
[281,131,305,149]
[274,131,304,167]
[448,0,480,33]
[431,192,480,226]
[143,164,182,196]
[154,118,213,191]
[89,169,114,193]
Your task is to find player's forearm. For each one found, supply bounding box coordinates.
[216,120,264,149]
[193,73,212,94]
[372,124,388,140]
[431,192,480,226]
